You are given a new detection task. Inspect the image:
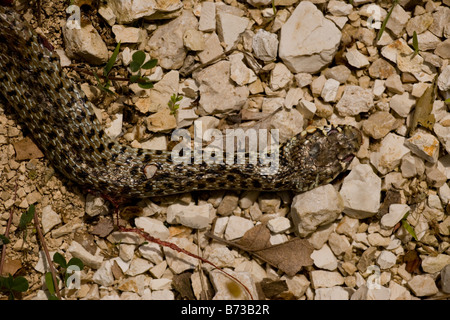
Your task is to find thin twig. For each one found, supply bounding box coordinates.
[119,227,254,300]
[0,181,18,276]
[33,210,61,299]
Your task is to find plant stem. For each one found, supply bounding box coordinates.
[0,181,18,276]
[119,227,254,300]
[33,210,61,299]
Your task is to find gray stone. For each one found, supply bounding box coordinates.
[340,164,381,219]
[336,85,374,116]
[148,10,198,70]
[279,1,341,73]
[441,264,450,293]
[291,184,344,237]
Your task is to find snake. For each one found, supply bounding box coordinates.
[0,6,362,199]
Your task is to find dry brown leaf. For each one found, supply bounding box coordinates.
[206,224,314,277]
[12,137,44,161]
[1,259,22,276]
[172,272,196,300]
[409,75,437,135]
[404,250,421,274]
[236,223,271,251]
[90,217,114,238]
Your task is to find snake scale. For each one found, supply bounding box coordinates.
[0,6,361,199]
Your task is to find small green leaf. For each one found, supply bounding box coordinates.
[138,80,154,89]
[132,50,146,67]
[104,41,121,77]
[129,61,142,73]
[445,98,450,104]
[402,219,418,241]
[376,0,398,41]
[412,31,419,58]
[0,234,10,245]
[141,58,158,70]
[129,74,141,83]
[11,276,28,292]
[48,294,59,300]
[45,272,56,296]
[67,257,84,270]
[53,252,67,268]
[19,205,35,230]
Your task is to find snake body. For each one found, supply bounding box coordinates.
[0,6,361,198]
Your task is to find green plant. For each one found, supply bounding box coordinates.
[0,234,9,245]
[401,211,418,241]
[376,0,398,42]
[129,50,157,89]
[0,275,29,300]
[45,252,84,300]
[95,41,122,95]
[412,31,419,58]
[168,93,183,115]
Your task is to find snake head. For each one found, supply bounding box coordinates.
[281,124,362,192]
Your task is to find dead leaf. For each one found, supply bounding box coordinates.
[172,272,196,300]
[259,278,288,299]
[403,250,421,274]
[409,75,437,135]
[1,259,22,276]
[90,217,114,238]
[206,224,314,277]
[12,137,44,161]
[111,260,124,280]
[235,223,271,251]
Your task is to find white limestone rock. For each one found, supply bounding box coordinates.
[311,244,338,271]
[216,12,249,51]
[385,4,410,37]
[377,250,397,270]
[148,10,198,70]
[267,216,291,233]
[112,25,147,43]
[336,85,374,116]
[381,204,410,229]
[315,286,349,300]
[229,53,257,86]
[68,241,103,269]
[93,260,115,287]
[370,133,410,175]
[167,202,215,229]
[421,254,450,273]
[408,275,439,297]
[405,129,440,163]
[163,237,199,274]
[279,1,341,73]
[62,22,109,65]
[224,216,254,240]
[194,61,249,115]
[41,205,61,234]
[351,285,391,300]
[198,1,216,32]
[310,270,344,288]
[270,63,293,90]
[345,48,370,68]
[321,78,340,102]
[339,164,381,219]
[134,217,170,240]
[327,0,353,16]
[389,92,415,118]
[291,184,344,237]
[252,29,279,62]
[107,0,182,24]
